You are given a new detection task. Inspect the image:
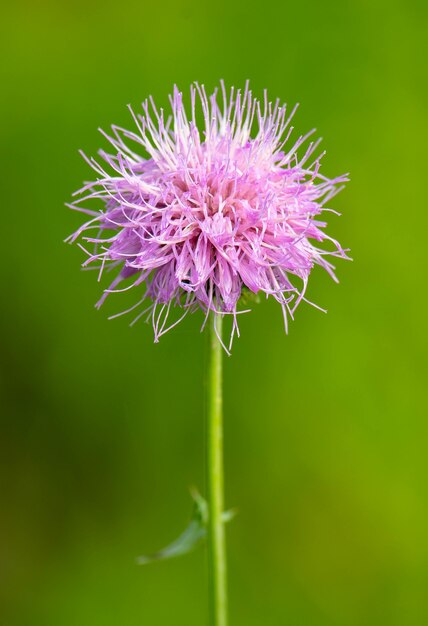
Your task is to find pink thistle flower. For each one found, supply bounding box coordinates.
[67,81,349,350]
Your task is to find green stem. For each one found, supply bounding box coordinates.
[206,313,228,626]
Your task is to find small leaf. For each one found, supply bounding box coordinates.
[137,490,237,565]
[222,508,238,524]
[137,489,208,565]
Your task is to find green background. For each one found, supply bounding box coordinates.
[1,0,427,624]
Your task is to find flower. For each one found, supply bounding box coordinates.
[68,81,348,349]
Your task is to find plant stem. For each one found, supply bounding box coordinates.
[206,313,227,626]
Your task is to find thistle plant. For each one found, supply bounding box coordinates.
[67,81,348,626]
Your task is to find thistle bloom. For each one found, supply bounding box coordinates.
[68,82,348,349]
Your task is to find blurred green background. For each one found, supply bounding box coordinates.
[1,0,427,624]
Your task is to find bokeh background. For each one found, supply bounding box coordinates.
[1,0,427,624]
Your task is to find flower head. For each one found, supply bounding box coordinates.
[68,81,348,349]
